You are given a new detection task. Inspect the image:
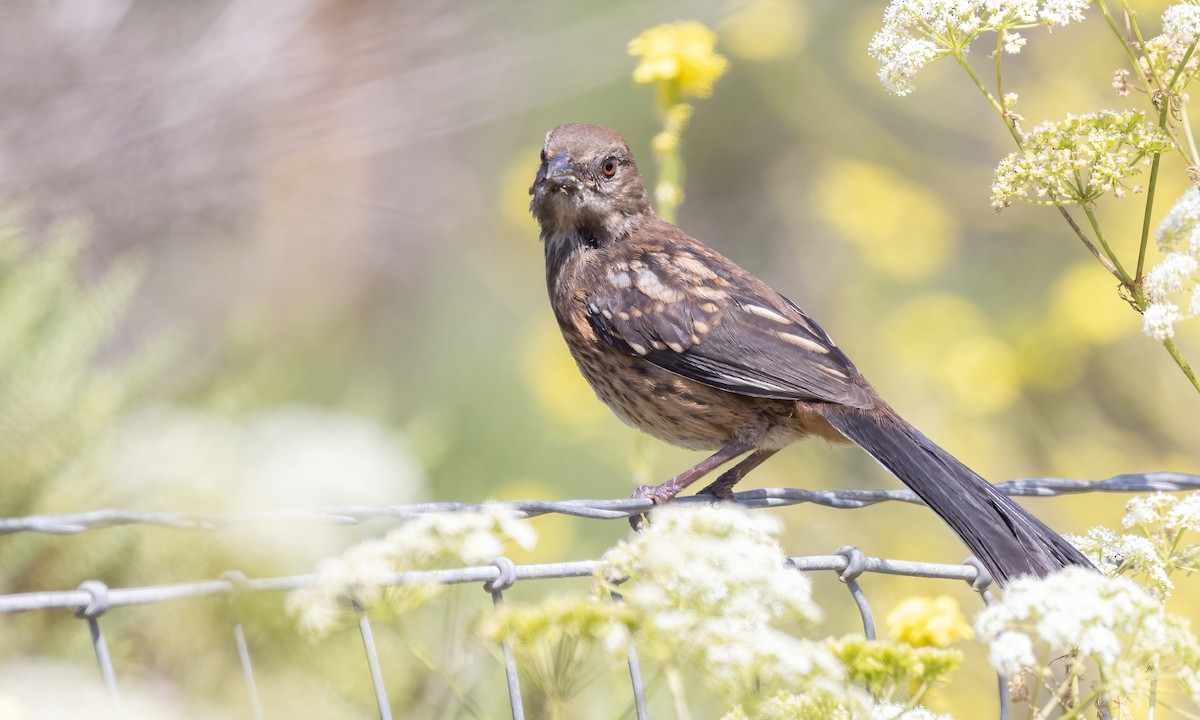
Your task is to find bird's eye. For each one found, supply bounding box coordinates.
[601,157,618,178]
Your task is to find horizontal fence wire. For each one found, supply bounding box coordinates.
[2,474,1197,719]
[2,472,1197,537]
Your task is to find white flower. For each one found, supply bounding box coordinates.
[1145,252,1200,300]
[1143,301,1182,340]
[1157,188,1200,254]
[1143,5,1200,94]
[599,503,821,633]
[1041,0,1091,26]
[287,507,537,636]
[872,703,954,720]
[598,504,839,700]
[871,0,1090,96]
[868,29,942,96]
[986,630,1037,674]
[1163,3,1200,43]
[1068,526,1173,595]
[991,111,1171,208]
[977,568,1163,670]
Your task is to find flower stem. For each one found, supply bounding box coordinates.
[1137,42,1196,281]
[664,663,692,720]
[1098,0,1158,97]
[1082,205,1133,286]
[1164,337,1200,392]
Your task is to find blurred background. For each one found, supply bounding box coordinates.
[1,0,1198,717]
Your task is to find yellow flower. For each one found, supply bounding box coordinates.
[628,21,729,99]
[885,595,974,648]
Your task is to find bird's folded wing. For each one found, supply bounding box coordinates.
[586,279,874,409]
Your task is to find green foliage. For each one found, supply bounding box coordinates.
[0,208,166,515]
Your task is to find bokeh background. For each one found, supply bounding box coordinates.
[2,0,1198,717]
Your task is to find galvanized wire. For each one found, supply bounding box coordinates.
[2,476,1195,719]
[1,472,1196,537]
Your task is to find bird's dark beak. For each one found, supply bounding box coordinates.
[544,153,580,191]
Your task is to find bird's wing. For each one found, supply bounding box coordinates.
[586,247,875,409]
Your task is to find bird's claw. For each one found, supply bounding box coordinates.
[629,484,677,531]
[696,479,737,502]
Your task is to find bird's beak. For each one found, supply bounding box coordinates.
[544,153,581,191]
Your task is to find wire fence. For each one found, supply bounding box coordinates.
[2,472,1199,719]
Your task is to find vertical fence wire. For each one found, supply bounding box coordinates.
[611,591,649,720]
[75,581,123,716]
[354,600,393,720]
[221,571,265,720]
[484,557,524,720]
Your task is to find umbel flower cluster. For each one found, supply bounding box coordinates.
[1145,187,1200,340]
[285,492,1200,717]
[990,111,1171,209]
[485,504,959,719]
[869,0,1091,96]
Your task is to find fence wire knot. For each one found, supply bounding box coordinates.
[962,557,994,593]
[74,580,111,619]
[836,546,868,583]
[484,556,518,594]
[220,570,251,596]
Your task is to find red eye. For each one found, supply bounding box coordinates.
[601,158,618,177]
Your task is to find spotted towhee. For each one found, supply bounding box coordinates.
[529,123,1092,585]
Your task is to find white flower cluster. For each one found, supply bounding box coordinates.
[870,0,1090,95]
[1124,490,1200,534]
[1143,3,1200,84]
[1146,187,1200,339]
[976,567,1200,700]
[871,704,953,720]
[599,504,832,688]
[991,110,1171,209]
[1067,526,1173,595]
[287,507,537,635]
[1070,492,1200,596]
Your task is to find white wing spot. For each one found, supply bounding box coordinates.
[746,304,792,324]
[634,269,683,303]
[693,320,710,334]
[775,331,830,354]
[601,309,613,320]
[607,268,633,289]
[628,342,648,355]
[817,364,848,379]
[666,341,685,353]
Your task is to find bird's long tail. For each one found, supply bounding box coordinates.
[819,404,1093,586]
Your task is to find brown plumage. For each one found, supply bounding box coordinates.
[529,123,1092,585]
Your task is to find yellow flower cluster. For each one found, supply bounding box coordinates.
[628,21,729,100]
[885,595,975,648]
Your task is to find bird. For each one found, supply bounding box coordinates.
[528,122,1093,586]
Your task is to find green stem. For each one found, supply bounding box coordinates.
[954,51,1019,143]
[1138,42,1196,280]
[396,620,487,720]
[1082,204,1134,285]
[1098,0,1158,96]
[955,51,1120,278]
[664,663,692,720]
[1164,337,1200,392]
[1180,102,1200,166]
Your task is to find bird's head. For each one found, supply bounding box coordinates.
[529,124,651,242]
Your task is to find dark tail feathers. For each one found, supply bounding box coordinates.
[820,405,1093,586]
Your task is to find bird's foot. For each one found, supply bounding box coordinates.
[696,477,737,502]
[629,483,679,531]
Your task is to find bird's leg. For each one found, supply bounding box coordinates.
[630,440,754,529]
[697,448,779,501]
